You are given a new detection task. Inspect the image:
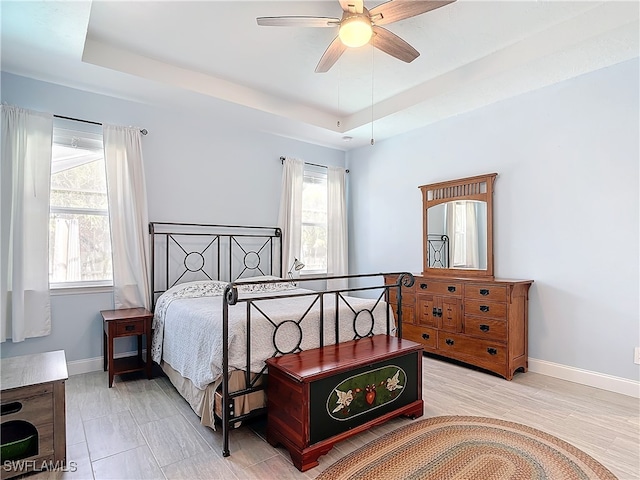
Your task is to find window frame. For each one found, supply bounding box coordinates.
[49,126,113,290]
[300,165,328,276]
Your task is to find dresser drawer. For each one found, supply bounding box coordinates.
[387,288,414,306]
[399,304,415,325]
[384,275,415,294]
[415,279,462,296]
[437,333,506,364]
[465,284,507,302]
[402,324,437,349]
[464,316,507,342]
[115,320,145,336]
[464,299,507,319]
[389,302,415,325]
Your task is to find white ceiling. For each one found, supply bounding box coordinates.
[1,1,638,150]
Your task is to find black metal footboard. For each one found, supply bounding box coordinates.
[219,271,415,458]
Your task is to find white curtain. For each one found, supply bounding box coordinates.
[327,166,348,289]
[1,105,53,342]
[465,201,479,269]
[103,124,151,310]
[277,157,304,277]
[445,201,479,269]
[445,203,457,267]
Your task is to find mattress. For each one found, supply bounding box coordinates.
[152,279,393,390]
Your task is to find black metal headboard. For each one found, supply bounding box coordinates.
[149,222,283,308]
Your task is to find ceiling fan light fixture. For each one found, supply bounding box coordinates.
[338,16,372,48]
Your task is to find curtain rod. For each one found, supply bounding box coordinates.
[280,156,349,173]
[54,114,148,135]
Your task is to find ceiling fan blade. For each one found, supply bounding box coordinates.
[315,36,348,73]
[369,0,456,26]
[371,26,419,63]
[257,16,340,27]
[338,0,364,14]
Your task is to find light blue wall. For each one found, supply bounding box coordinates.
[346,58,640,382]
[2,59,639,383]
[0,72,346,362]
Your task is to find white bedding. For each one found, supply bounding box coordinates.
[151,280,393,390]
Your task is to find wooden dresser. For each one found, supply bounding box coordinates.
[386,275,532,380]
[385,173,533,380]
[0,351,68,479]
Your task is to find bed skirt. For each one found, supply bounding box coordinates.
[161,361,266,429]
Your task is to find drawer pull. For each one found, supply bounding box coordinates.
[445,339,454,346]
[480,289,490,296]
[447,286,456,293]
[420,283,428,290]
[480,305,490,313]
[125,325,136,332]
[422,333,430,340]
[479,324,490,332]
[487,348,498,355]
[432,307,438,317]
[1,402,22,415]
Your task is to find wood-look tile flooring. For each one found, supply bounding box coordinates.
[28,357,639,480]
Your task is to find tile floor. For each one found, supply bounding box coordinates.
[21,357,640,479]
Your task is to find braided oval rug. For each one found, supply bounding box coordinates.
[315,416,618,480]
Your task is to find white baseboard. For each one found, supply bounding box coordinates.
[67,353,639,398]
[66,350,145,376]
[528,357,640,398]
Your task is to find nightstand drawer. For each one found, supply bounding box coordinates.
[115,321,145,336]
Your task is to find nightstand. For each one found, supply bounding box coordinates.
[101,307,153,387]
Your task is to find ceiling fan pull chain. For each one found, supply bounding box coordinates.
[337,61,342,128]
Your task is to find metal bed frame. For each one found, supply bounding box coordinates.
[427,233,450,268]
[149,222,414,458]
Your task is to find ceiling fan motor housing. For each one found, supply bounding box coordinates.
[339,9,372,48]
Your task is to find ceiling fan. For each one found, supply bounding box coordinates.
[257,0,456,73]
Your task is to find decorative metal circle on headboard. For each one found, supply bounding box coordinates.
[353,309,375,338]
[272,320,303,355]
[244,251,261,270]
[184,251,205,272]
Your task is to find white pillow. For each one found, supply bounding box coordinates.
[235,275,298,293]
[236,275,282,282]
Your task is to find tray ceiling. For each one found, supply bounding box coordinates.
[1,1,638,149]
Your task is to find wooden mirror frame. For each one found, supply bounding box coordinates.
[419,173,497,280]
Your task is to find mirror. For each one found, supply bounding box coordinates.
[427,201,488,270]
[420,173,497,279]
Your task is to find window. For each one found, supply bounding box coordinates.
[301,166,327,274]
[49,128,113,287]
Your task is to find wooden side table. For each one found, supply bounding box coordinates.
[101,307,153,388]
[0,350,68,479]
